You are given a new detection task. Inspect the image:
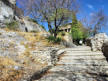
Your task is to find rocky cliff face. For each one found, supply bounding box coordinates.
[8,0,16,4]
[18,17,45,32]
[0,0,15,27]
[0,0,45,32]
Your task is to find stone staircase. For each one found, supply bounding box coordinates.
[37,46,108,81]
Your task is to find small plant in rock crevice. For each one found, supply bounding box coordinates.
[6,21,19,31]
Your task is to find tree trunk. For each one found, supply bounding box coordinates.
[48,23,53,35]
[54,32,57,38]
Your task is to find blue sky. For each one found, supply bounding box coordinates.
[17,0,108,34]
[79,0,107,16]
[77,0,108,34]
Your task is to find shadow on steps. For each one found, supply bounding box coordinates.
[27,66,52,81]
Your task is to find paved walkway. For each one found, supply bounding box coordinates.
[37,46,108,81]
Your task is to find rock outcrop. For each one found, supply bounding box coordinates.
[102,41,108,61]
[0,0,45,32]
[90,33,108,51]
[60,33,75,47]
[8,0,16,5]
[18,17,45,32]
[0,0,15,27]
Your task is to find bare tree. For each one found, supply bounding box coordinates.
[80,16,92,36]
[90,9,107,36]
[18,0,78,38]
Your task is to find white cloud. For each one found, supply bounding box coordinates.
[90,13,94,16]
[87,4,94,9]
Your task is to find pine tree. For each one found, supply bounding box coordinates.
[71,12,78,28]
[71,12,84,44]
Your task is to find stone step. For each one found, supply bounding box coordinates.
[65,52,102,55]
[58,59,107,64]
[49,65,108,72]
[64,47,91,51]
[61,55,105,57]
[57,62,108,65]
[63,54,103,56]
[65,49,91,51]
[66,51,102,53]
[60,56,106,60]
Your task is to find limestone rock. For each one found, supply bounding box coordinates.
[61,33,75,47]
[0,0,45,32]
[31,47,61,66]
[0,0,14,26]
[90,33,108,51]
[0,29,26,58]
[86,37,92,46]
[8,0,16,5]
[18,17,45,32]
[102,41,108,61]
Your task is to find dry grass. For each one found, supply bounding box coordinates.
[3,28,19,32]
[0,57,20,66]
[18,31,53,67]
[0,29,62,81]
[19,32,55,48]
[0,57,24,81]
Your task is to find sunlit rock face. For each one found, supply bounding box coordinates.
[18,17,46,32]
[91,33,108,51]
[60,33,75,47]
[8,0,16,5]
[0,0,15,27]
[0,0,45,32]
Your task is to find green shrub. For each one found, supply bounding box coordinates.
[71,27,83,40]
[31,30,38,33]
[47,35,61,44]
[6,21,19,31]
[71,27,84,45]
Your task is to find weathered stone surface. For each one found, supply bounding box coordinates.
[102,41,108,61]
[60,33,75,47]
[86,37,92,46]
[0,29,26,58]
[90,33,108,51]
[0,0,14,26]
[0,0,44,32]
[31,47,64,66]
[37,46,108,81]
[8,0,16,5]
[18,17,45,32]
[0,29,64,81]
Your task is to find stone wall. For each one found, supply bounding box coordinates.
[90,33,108,51]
